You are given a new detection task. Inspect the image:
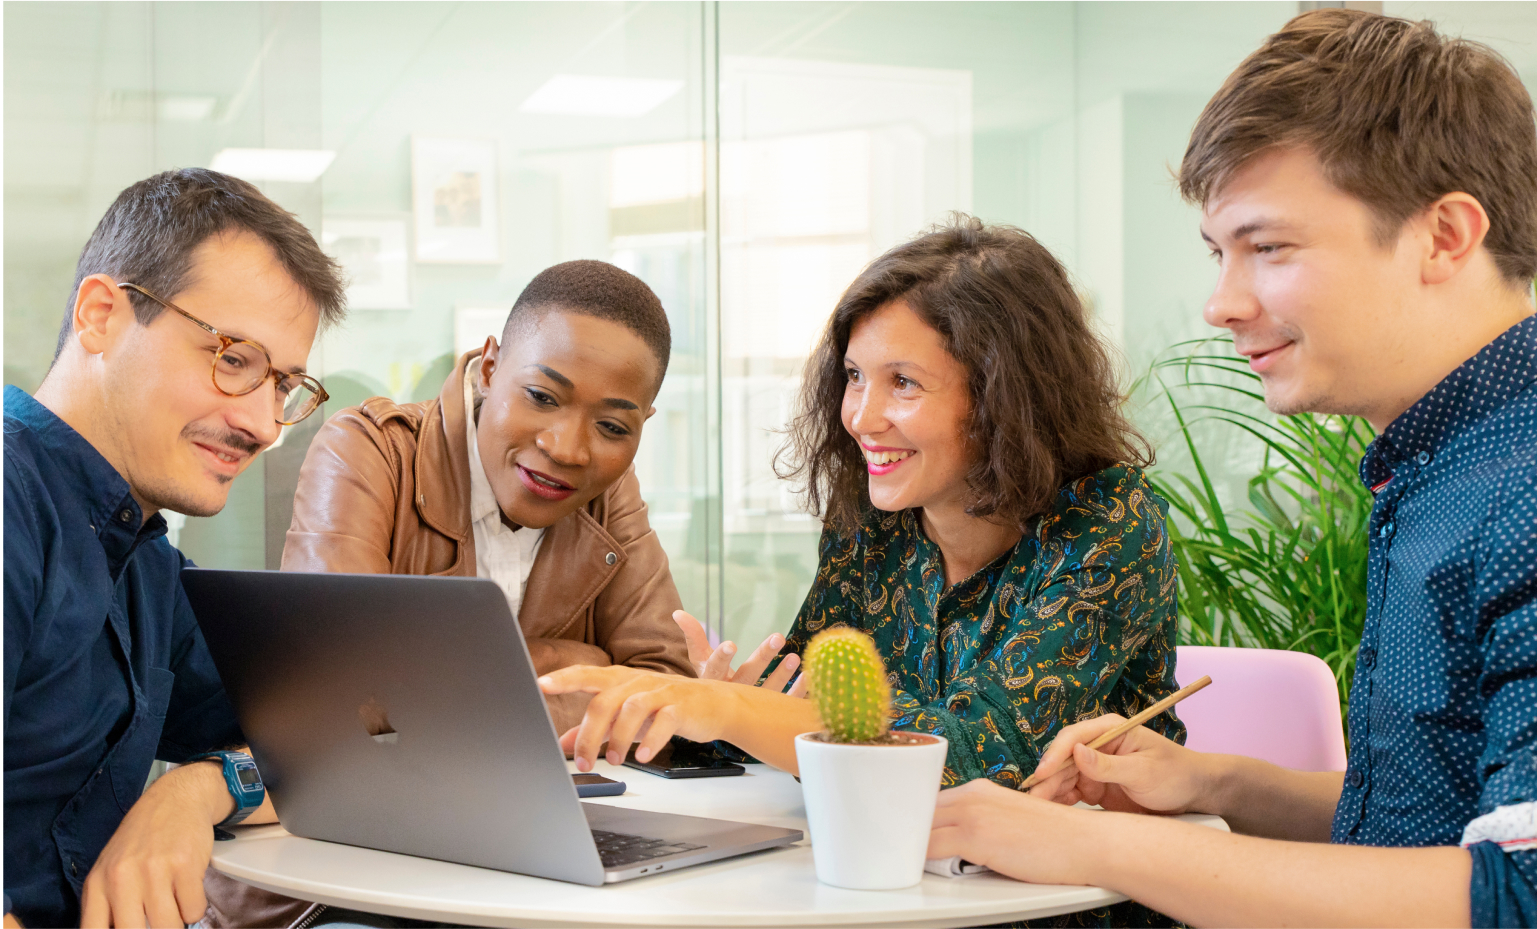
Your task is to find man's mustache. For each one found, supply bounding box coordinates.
[181,423,263,457]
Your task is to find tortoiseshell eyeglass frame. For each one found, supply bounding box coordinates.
[119,281,329,426]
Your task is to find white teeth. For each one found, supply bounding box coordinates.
[530,472,566,489]
[863,449,913,466]
[216,451,236,463]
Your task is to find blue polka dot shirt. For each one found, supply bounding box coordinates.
[1334,313,1537,925]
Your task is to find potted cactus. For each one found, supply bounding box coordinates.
[794,627,948,890]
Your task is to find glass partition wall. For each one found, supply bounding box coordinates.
[7,1,1536,646]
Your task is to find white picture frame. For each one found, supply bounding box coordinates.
[454,305,511,358]
[321,215,412,310]
[412,136,501,264]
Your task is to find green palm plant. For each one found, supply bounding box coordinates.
[1138,337,1375,729]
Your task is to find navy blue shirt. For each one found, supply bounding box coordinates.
[1331,316,1537,926]
[3,386,242,928]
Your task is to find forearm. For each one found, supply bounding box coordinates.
[177,750,278,825]
[1203,753,1344,841]
[158,759,238,824]
[1079,808,1471,928]
[715,686,824,775]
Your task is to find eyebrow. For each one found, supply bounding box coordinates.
[530,364,574,388]
[843,356,934,376]
[1200,218,1295,245]
[528,364,640,412]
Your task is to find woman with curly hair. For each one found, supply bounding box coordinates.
[543,216,1185,786]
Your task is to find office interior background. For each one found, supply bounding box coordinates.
[6,1,1536,650]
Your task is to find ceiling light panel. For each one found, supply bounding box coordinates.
[209,148,337,183]
[519,75,684,118]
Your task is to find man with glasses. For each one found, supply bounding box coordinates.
[4,168,345,928]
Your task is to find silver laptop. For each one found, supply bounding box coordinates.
[182,568,802,885]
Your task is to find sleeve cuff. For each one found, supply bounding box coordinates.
[1463,801,1537,852]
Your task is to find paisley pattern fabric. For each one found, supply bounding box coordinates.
[782,464,1186,787]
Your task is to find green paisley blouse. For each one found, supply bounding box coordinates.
[782,464,1185,788]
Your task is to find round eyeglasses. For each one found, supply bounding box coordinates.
[119,282,329,426]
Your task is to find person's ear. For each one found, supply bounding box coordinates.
[72,275,128,356]
[1421,192,1490,286]
[645,405,657,422]
[477,335,500,394]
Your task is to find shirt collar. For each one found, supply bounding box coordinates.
[3,385,166,542]
[1360,314,1537,489]
[463,367,502,525]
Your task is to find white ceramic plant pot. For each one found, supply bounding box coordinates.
[794,731,948,890]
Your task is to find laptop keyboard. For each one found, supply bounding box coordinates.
[591,829,706,868]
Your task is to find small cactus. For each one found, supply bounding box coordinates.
[805,627,892,743]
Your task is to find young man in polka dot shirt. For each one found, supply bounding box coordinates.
[925,10,1537,927]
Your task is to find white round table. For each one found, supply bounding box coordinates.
[211,760,1227,928]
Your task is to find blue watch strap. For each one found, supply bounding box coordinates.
[189,750,266,828]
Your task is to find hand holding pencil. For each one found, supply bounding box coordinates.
[1023,676,1214,815]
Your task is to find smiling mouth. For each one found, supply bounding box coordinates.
[1241,341,1293,373]
[517,464,576,500]
[861,446,915,475]
[194,442,246,467]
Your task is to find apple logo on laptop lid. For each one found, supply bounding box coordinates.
[359,696,398,744]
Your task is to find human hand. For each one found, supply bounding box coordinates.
[6,911,25,928]
[672,611,807,696]
[928,779,1100,886]
[1026,714,1210,815]
[78,761,230,928]
[540,665,743,771]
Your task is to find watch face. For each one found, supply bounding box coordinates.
[236,765,261,788]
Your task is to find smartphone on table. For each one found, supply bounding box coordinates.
[623,737,746,778]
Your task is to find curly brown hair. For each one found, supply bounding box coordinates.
[777,215,1152,535]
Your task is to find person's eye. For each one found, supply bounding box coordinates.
[894,374,916,390]
[525,387,557,407]
[1254,243,1287,256]
[1206,248,1223,263]
[845,367,861,383]
[599,421,632,438]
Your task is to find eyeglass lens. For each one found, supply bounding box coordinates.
[213,341,322,424]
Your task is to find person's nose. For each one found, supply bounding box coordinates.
[227,379,282,450]
[847,384,892,439]
[1203,257,1261,331]
[536,414,591,469]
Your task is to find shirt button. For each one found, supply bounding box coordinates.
[1378,521,1395,539]
[1358,645,1375,670]
[1415,451,1431,465]
[118,509,133,523]
[1347,768,1364,789]
[69,859,79,876]
[605,552,618,565]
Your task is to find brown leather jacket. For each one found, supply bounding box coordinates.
[204,352,694,929]
[282,350,694,726]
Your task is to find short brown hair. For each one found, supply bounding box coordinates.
[1180,8,1537,285]
[778,215,1152,535]
[58,168,347,362]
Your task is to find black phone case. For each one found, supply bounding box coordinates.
[621,757,745,778]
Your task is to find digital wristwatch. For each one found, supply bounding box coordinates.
[189,749,266,832]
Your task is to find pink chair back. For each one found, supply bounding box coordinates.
[1174,646,1347,772]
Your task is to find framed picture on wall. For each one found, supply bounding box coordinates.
[412,136,501,264]
[322,215,412,309]
[454,305,511,357]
